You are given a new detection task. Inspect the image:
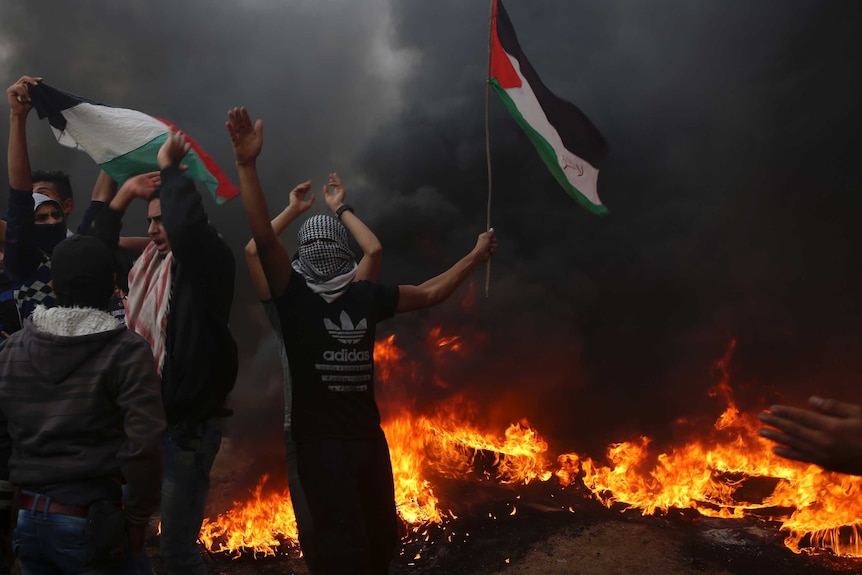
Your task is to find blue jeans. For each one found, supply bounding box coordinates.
[159,418,223,575]
[12,494,146,575]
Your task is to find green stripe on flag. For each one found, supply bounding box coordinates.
[490,79,608,216]
[100,134,219,192]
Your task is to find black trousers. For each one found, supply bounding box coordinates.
[296,436,399,575]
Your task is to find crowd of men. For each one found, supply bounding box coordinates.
[0,73,858,575]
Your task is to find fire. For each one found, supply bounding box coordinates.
[560,340,862,557]
[199,474,299,558]
[199,332,862,560]
[384,417,445,527]
[423,417,552,485]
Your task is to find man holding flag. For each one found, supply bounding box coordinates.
[89,130,238,575]
[227,105,497,575]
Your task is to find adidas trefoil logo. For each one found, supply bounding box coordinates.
[324,311,367,345]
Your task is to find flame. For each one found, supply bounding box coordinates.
[199,474,299,558]
[566,340,862,556]
[199,333,862,560]
[423,417,552,485]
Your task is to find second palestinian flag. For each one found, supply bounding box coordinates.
[27,82,238,204]
[490,0,609,215]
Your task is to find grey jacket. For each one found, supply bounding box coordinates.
[0,306,165,525]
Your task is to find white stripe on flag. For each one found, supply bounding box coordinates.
[503,53,601,206]
[54,103,167,164]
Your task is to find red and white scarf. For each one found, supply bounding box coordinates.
[125,242,173,373]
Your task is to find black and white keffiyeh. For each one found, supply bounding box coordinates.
[291,215,357,302]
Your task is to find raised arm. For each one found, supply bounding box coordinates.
[396,229,497,314]
[89,172,160,250]
[323,172,382,282]
[4,77,42,281]
[79,170,155,254]
[244,181,312,301]
[7,76,40,192]
[228,106,313,298]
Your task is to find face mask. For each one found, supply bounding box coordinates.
[33,223,67,256]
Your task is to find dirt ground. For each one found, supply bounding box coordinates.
[143,439,862,575]
[146,511,862,575]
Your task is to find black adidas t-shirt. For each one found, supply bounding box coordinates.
[274,274,399,441]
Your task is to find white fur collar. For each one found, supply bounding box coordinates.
[31,305,123,336]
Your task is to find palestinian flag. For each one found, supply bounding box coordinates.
[27,82,238,204]
[490,0,609,215]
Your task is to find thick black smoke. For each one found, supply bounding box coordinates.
[2,1,861,466]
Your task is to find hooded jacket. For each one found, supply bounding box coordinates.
[0,306,165,525]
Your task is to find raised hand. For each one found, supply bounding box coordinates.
[157,131,191,170]
[226,106,263,166]
[6,75,41,117]
[323,172,346,212]
[119,171,162,201]
[473,228,498,262]
[289,180,315,214]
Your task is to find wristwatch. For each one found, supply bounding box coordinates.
[335,204,354,219]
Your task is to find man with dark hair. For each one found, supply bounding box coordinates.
[0,234,165,573]
[227,106,497,575]
[5,76,149,331]
[90,131,238,575]
[30,170,74,218]
[6,77,90,327]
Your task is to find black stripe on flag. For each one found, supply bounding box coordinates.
[27,82,102,133]
[495,0,609,170]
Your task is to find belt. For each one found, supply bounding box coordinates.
[19,493,90,518]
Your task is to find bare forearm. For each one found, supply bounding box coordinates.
[237,162,297,296]
[91,170,118,202]
[271,202,300,237]
[245,202,304,300]
[339,210,382,281]
[108,187,137,212]
[339,210,382,258]
[419,251,482,303]
[237,163,278,247]
[397,249,483,313]
[7,115,31,191]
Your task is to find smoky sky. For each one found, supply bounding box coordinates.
[1,1,861,460]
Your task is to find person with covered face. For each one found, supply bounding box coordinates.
[88,131,238,575]
[243,172,383,574]
[5,76,71,324]
[5,76,145,329]
[3,185,66,323]
[226,106,498,575]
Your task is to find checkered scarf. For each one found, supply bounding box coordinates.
[126,243,174,374]
[291,215,357,302]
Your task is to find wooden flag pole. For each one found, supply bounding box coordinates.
[484,0,495,298]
